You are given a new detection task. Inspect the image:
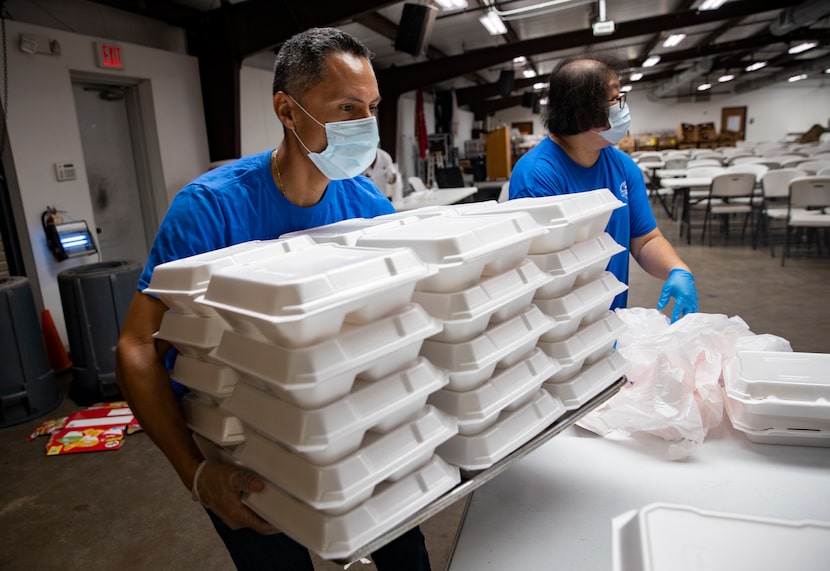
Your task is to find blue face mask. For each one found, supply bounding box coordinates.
[595,102,632,145]
[288,95,380,180]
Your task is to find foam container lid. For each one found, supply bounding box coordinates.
[539,311,626,383]
[437,389,566,471]
[279,217,419,246]
[171,354,238,400]
[723,390,830,433]
[231,405,457,514]
[728,351,830,401]
[428,347,561,436]
[222,357,448,464]
[469,189,624,254]
[243,454,460,560]
[211,304,442,408]
[612,503,830,571]
[530,233,626,298]
[543,350,631,410]
[182,393,245,446]
[143,236,316,314]
[420,305,554,392]
[413,259,553,343]
[197,245,434,347]
[355,212,545,292]
[374,202,499,222]
[153,311,228,356]
[536,273,627,342]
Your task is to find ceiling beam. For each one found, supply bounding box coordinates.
[454,77,542,106]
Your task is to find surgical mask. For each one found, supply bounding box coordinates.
[288,95,380,180]
[595,102,631,145]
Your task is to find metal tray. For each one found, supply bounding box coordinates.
[333,375,628,563]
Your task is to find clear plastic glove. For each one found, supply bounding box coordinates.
[657,268,698,323]
[192,460,278,534]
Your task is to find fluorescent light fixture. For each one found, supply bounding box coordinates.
[788,73,808,82]
[522,69,537,78]
[697,83,712,91]
[621,85,633,93]
[533,82,547,90]
[513,56,527,65]
[479,10,507,35]
[745,61,767,72]
[642,55,661,67]
[663,33,686,48]
[434,0,468,9]
[718,73,735,82]
[630,72,643,81]
[788,41,817,55]
[825,68,830,74]
[699,0,727,10]
[539,97,549,105]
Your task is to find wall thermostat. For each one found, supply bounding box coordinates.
[54,162,77,182]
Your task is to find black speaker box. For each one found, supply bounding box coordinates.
[497,70,515,96]
[395,3,438,57]
[521,91,534,108]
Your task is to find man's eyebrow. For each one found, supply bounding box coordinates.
[340,95,382,104]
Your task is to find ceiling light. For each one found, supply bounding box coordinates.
[788,74,808,82]
[663,34,686,48]
[479,9,507,35]
[697,83,712,91]
[825,68,830,74]
[533,82,547,90]
[433,0,468,10]
[642,55,661,67]
[630,72,643,81]
[539,97,549,105]
[698,0,727,10]
[513,56,527,65]
[718,73,735,82]
[522,69,537,78]
[745,61,767,72]
[621,85,633,93]
[788,41,817,55]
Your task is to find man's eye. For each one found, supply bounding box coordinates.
[370,105,379,115]
[340,104,355,112]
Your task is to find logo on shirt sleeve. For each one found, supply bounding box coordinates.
[619,181,629,201]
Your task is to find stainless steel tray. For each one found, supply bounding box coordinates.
[333,375,628,563]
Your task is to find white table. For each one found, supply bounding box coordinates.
[659,176,714,243]
[392,187,478,211]
[448,422,830,570]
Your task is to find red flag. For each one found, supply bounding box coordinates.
[415,88,428,160]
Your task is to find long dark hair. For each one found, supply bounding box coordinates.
[543,56,620,136]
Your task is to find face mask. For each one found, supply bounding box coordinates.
[288,96,380,180]
[595,102,632,145]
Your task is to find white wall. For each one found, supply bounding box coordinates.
[3,20,209,343]
[239,66,284,158]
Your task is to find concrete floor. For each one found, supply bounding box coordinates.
[1,203,829,571]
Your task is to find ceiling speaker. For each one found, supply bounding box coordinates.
[395,4,438,57]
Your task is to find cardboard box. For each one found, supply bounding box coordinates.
[618,135,635,153]
[676,123,698,143]
[656,136,677,150]
[697,122,717,142]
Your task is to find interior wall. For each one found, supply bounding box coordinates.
[2,20,209,343]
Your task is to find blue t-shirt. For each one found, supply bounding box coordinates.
[509,137,656,308]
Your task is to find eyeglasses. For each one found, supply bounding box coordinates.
[608,93,626,109]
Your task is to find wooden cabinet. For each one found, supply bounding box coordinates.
[485,126,511,180]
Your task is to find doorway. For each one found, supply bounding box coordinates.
[71,80,157,265]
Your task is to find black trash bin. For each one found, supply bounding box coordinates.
[58,260,142,405]
[0,276,62,427]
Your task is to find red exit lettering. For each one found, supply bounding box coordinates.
[100,44,123,69]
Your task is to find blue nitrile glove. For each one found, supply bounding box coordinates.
[657,268,698,323]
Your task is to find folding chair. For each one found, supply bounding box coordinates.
[690,172,757,246]
[757,169,808,256]
[782,176,830,265]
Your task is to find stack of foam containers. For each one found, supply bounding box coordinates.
[469,189,632,412]
[723,351,830,447]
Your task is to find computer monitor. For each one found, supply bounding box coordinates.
[55,220,98,258]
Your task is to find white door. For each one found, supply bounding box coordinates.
[72,82,150,265]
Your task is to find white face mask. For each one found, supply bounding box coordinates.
[288,95,380,180]
[595,102,632,145]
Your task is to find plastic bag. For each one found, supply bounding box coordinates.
[577,308,791,459]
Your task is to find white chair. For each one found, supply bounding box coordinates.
[726,163,769,181]
[690,172,757,246]
[408,176,429,193]
[693,152,724,163]
[795,160,830,175]
[663,156,688,170]
[497,181,510,203]
[685,158,722,169]
[758,169,808,257]
[782,176,830,265]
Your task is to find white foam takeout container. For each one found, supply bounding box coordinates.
[182,393,245,447]
[539,311,626,383]
[726,351,830,402]
[375,202,499,221]
[722,390,830,432]
[536,272,628,342]
[412,259,552,343]
[354,212,546,292]
[543,349,631,410]
[612,503,830,571]
[420,305,554,392]
[171,354,238,400]
[428,347,561,436]
[211,304,442,408]
[436,389,566,471]
[469,188,624,254]
[243,455,460,560]
[279,217,419,246]
[529,233,626,299]
[723,393,830,447]
[153,311,228,359]
[222,357,448,465]
[196,245,435,347]
[231,405,457,514]
[143,236,317,315]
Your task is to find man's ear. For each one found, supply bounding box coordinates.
[273,91,296,131]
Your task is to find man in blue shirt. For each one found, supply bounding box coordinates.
[116,28,430,570]
[510,57,697,320]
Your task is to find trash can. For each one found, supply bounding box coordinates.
[58,260,142,405]
[0,276,62,427]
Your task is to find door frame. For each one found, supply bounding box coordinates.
[720,106,747,140]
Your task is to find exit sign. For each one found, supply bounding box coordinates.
[94,42,124,70]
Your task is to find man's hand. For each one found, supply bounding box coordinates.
[193,461,279,534]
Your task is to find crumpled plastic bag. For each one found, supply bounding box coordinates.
[577,308,791,459]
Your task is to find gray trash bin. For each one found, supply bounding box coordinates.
[0,276,62,427]
[58,260,142,405]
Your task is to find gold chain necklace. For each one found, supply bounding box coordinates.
[272,148,287,197]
